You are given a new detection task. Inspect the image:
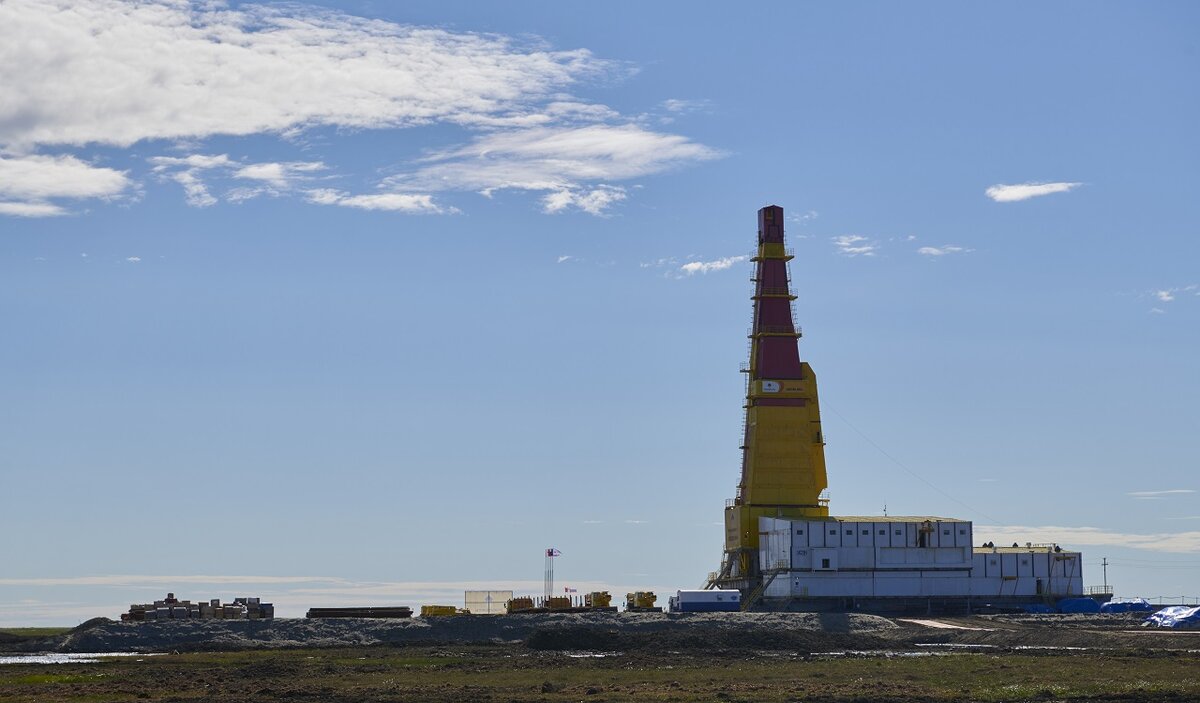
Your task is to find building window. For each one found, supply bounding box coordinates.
[878,529,885,535]
[894,530,901,535]
[959,529,966,535]
[829,529,836,535]
[796,529,804,535]
[861,529,869,535]
[845,529,852,535]
[943,529,950,535]
[821,558,831,569]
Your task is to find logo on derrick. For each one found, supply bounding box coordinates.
[761,381,780,393]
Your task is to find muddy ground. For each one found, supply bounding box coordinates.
[5,614,1200,702]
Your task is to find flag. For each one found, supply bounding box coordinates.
[546,548,562,557]
[564,587,577,593]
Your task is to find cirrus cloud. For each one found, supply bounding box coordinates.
[833,235,878,257]
[985,181,1081,202]
[918,245,972,257]
[305,189,448,214]
[977,525,1200,554]
[680,255,748,275]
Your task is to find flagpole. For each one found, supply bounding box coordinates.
[544,548,560,601]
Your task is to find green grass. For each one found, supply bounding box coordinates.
[0,627,72,637]
[2,673,107,686]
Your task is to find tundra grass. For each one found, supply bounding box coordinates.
[0,627,72,637]
[1,646,1198,702]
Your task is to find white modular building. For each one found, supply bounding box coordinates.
[756,516,1083,607]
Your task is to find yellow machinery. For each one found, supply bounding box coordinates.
[625,591,658,611]
[545,596,573,610]
[719,206,830,585]
[584,591,612,608]
[420,605,468,617]
[505,596,534,613]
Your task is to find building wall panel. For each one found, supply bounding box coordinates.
[808,522,824,548]
[1001,553,1017,577]
[793,546,812,570]
[842,523,858,547]
[839,547,874,569]
[824,522,841,548]
[873,575,921,597]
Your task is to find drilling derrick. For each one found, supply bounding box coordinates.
[717,205,829,587]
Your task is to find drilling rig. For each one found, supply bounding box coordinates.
[705,206,1086,613]
[710,204,830,591]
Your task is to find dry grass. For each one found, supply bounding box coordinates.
[1,646,1199,702]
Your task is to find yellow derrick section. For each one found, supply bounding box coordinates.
[725,364,830,553]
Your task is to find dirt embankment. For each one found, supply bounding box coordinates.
[10,611,1198,656]
[35,612,898,654]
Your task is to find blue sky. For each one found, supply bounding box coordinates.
[2,0,1198,625]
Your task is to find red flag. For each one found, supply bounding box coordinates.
[546,548,562,557]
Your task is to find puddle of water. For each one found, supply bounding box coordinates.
[564,652,618,658]
[0,653,161,665]
[814,650,957,658]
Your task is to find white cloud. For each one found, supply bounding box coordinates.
[0,154,129,216]
[386,124,720,215]
[1129,489,1195,499]
[0,200,65,217]
[233,161,325,189]
[918,245,971,257]
[148,154,234,171]
[542,185,626,215]
[661,98,711,114]
[1151,285,1197,305]
[149,155,325,206]
[148,153,234,206]
[125,256,141,263]
[556,255,575,264]
[788,209,818,223]
[976,525,1200,554]
[305,188,445,213]
[679,255,748,275]
[833,235,877,257]
[0,1,716,216]
[0,1,615,149]
[985,181,1081,202]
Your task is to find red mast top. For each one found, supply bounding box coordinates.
[751,205,803,380]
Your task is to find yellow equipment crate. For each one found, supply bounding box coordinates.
[420,605,459,617]
[584,591,612,608]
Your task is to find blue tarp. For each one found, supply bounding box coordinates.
[1144,606,1200,629]
[1100,598,1155,614]
[1022,603,1056,614]
[1057,597,1102,614]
